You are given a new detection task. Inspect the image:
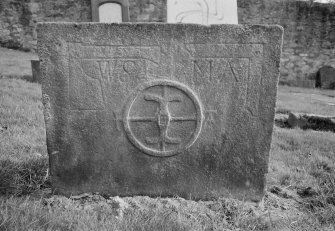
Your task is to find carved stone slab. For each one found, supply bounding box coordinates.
[38,23,283,202]
[167,0,238,25]
[31,60,41,83]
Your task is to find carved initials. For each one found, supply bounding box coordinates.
[123,61,136,76]
[98,60,116,82]
[223,60,238,82]
[98,59,143,83]
[194,60,213,83]
[193,58,248,84]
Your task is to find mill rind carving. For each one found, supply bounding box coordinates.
[123,80,204,157]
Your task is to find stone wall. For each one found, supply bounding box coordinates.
[0,0,166,51]
[0,0,334,83]
[238,0,335,85]
[0,0,91,50]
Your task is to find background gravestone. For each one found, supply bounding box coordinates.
[167,0,238,24]
[38,23,283,202]
[316,66,335,89]
[91,0,129,22]
[31,60,41,83]
[99,3,122,22]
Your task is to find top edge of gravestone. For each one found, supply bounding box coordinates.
[36,22,283,31]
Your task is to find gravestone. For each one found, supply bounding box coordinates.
[38,23,283,202]
[91,0,129,22]
[167,0,238,25]
[316,66,335,89]
[99,3,122,22]
[31,60,41,83]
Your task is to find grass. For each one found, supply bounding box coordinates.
[0,195,274,231]
[269,127,335,228]
[0,78,48,196]
[0,76,334,230]
[276,86,335,115]
[0,78,47,162]
[0,47,38,77]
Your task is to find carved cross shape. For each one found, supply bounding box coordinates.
[128,85,197,151]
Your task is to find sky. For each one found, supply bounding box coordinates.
[312,0,333,2]
[301,0,334,2]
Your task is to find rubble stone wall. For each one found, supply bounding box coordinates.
[238,0,335,85]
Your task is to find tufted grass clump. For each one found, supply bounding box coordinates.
[0,158,49,196]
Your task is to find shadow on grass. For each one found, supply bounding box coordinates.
[0,158,50,196]
[0,74,35,83]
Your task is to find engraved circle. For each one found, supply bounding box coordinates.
[123,80,203,157]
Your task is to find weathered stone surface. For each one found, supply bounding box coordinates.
[167,0,238,25]
[38,23,283,202]
[316,66,335,89]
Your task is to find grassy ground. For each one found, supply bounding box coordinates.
[0,48,334,230]
[276,86,335,116]
[0,48,38,77]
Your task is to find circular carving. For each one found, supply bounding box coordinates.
[123,80,203,157]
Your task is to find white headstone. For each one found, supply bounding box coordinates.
[167,0,238,25]
[99,3,122,23]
